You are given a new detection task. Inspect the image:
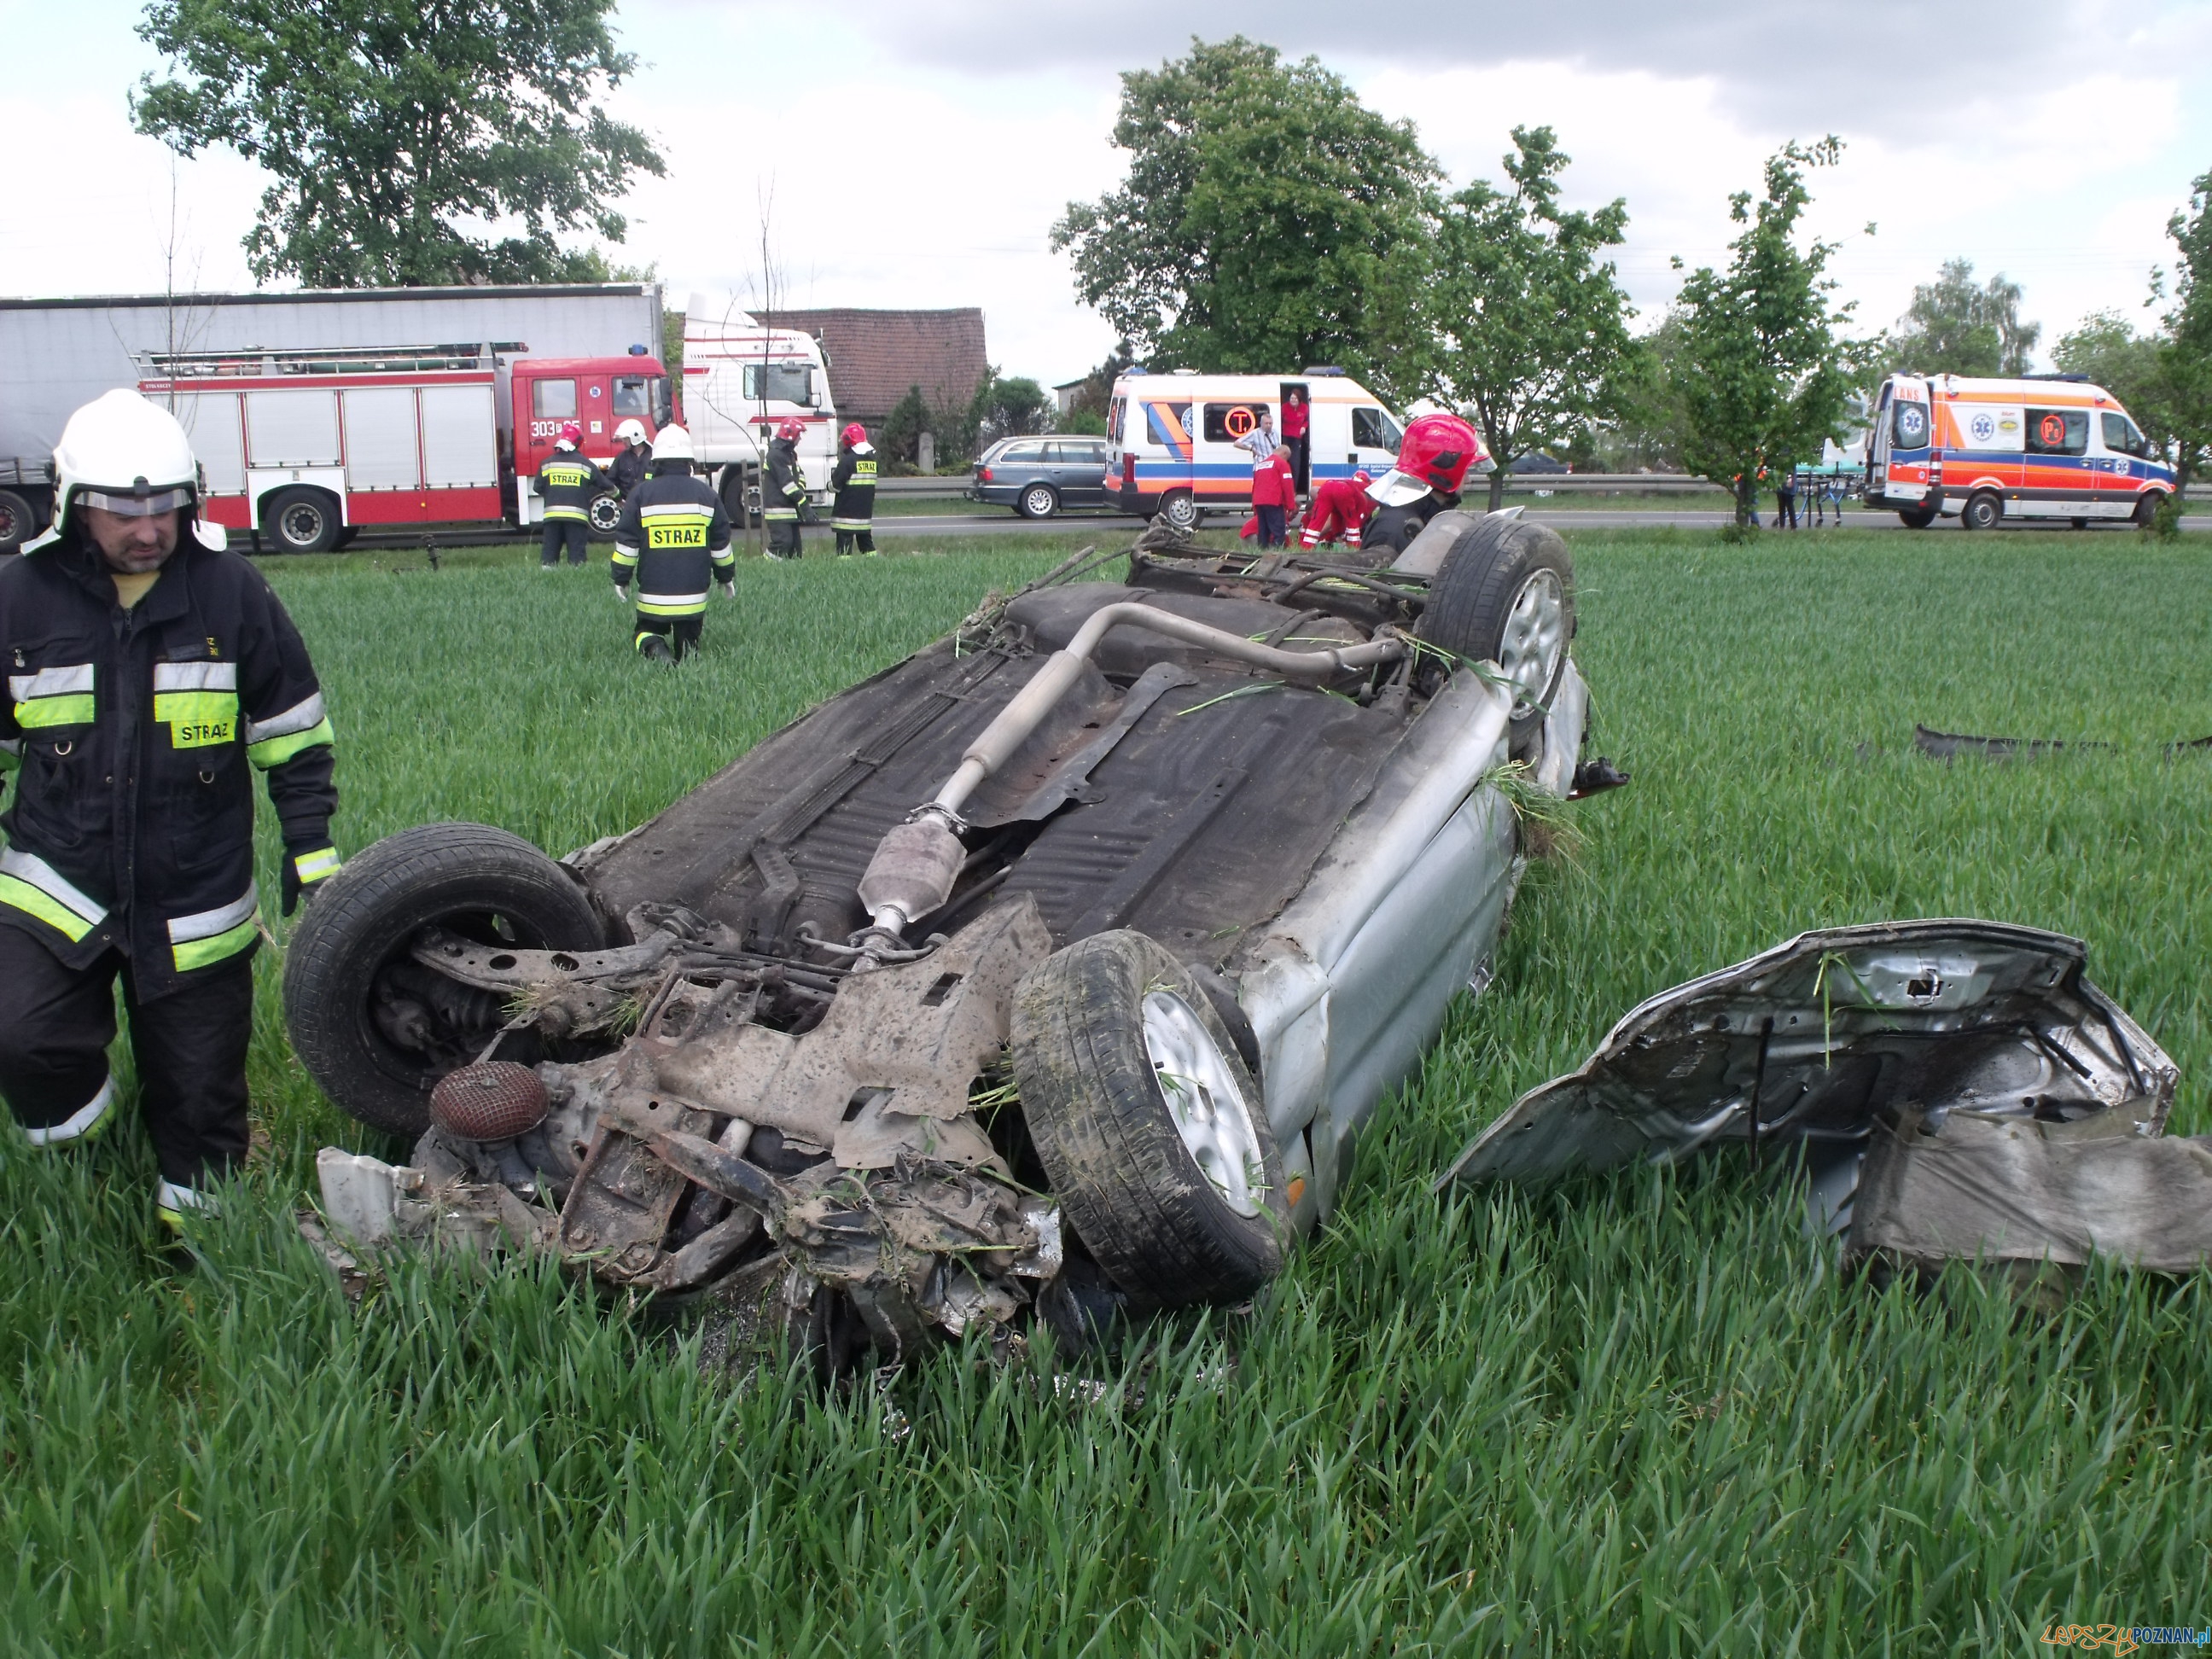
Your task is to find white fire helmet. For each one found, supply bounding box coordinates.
[26,389,224,554]
[651,423,695,463]
[614,418,649,447]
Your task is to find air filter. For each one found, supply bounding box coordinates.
[429,1061,549,1143]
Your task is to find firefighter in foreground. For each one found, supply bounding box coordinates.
[536,422,609,568]
[1299,468,1373,551]
[829,422,878,556]
[0,391,340,1226]
[1363,413,1487,556]
[609,423,733,661]
[764,418,812,559]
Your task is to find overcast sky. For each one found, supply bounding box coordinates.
[6,0,2210,387]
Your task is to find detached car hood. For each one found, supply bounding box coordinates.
[1440,920,2178,1224]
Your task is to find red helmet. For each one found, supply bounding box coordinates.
[841,422,867,447]
[557,421,582,444]
[776,418,805,442]
[1394,413,1484,495]
[1352,469,1372,485]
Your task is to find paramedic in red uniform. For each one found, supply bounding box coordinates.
[1280,387,1312,496]
[1298,469,1372,551]
[1249,448,1295,547]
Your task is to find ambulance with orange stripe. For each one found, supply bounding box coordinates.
[1866,371,2174,530]
[1105,370,1406,531]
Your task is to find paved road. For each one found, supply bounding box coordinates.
[873,509,2208,536]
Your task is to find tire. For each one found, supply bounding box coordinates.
[1417,515,1575,756]
[1018,482,1059,521]
[1897,506,1937,529]
[717,465,756,531]
[2135,492,2165,528]
[332,527,360,551]
[587,492,623,541]
[1011,930,1287,1308]
[282,822,608,1138]
[263,487,341,553]
[1959,492,2001,533]
[0,488,37,554]
[1157,490,1199,533]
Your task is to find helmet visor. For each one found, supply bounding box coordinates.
[77,485,193,517]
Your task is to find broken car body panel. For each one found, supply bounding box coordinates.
[1441,919,2187,1272]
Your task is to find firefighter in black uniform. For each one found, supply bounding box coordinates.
[764,417,812,560]
[609,423,733,661]
[609,419,652,498]
[1362,412,1486,558]
[0,391,341,1227]
[534,422,608,568]
[830,422,879,556]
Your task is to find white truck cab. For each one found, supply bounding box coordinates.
[682,294,839,520]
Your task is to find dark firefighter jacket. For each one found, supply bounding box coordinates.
[1366,490,1460,557]
[609,444,651,497]
[536,445,609,521]
[830,444,878,530]
[611,469,734,616]
[0,533,338,997]
[765,439,808,522]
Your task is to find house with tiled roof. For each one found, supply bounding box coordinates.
[759,308,988,432]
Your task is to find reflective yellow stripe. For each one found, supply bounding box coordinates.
[830,518,870,530]
[293,847,341,882]
[610,546,639,567]
[0,873,95,940]
[153,690,239,748]
[765,508,799,521]
[15,695,95,728]
[636,595,709,616]
[247,716,334,769]
[174,917,258,971]
[544,506,588,521]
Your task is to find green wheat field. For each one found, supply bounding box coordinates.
[4,526,2209,1656]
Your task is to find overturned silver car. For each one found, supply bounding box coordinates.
[288,514,1595,1361]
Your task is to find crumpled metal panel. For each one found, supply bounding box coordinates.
[1440,920,2178,1202]
[1848,1114,2212,1273]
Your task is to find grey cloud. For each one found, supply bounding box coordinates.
[659,0,2192,128]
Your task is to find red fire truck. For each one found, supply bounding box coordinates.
[136,343,673,551]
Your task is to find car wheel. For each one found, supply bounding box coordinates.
[1157,490,1199,533]
[1417,516,1575,757]
[587,492,624,540]
[2135,492,2165,527]
[1018,483,1059,520]
[1897,505,1937,529]
[0,488,37,554]
[1959,492,2001,533]
[263,487,341,553]
[282,822,608,1138]
[1011,929,1288,1309]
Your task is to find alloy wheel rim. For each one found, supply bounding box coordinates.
[1141,989,1264,1217]
[1497,568,1567,715]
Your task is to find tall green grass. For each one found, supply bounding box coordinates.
[3,529,2208,1656]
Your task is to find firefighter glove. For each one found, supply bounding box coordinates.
[718,580,736,600]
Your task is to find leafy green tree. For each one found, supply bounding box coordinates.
[969,373,1052,445]
[1671,138,1862,528]
[1884,258,2040,377]
[1051,37,1439,404]
[1593,314,1694,471]
[1424,126,1634,509]
[2157,167,2212,493]
[132,0,662,287]
[2052,310,2171,451]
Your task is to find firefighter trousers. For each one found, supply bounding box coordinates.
[835,526,876,556]
[0,924,254,1188]
[541,520,589,566]
[634,612,705,660]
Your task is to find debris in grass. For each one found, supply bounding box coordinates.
[1440,919,2212,1289]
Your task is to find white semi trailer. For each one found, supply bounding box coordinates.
[0,283,664,551]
